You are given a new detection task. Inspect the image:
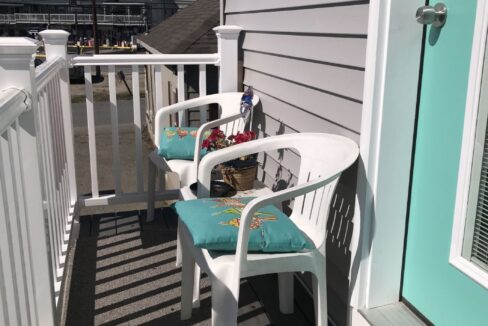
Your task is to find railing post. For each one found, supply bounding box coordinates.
[40,30,78,206]
[0,37,57,325]
[214,25,241,93]
[0,37,37,92]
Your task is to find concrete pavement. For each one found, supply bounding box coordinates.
[72,99,147,129]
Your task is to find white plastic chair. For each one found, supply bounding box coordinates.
[178,133,359,326]
[146,92,260,222]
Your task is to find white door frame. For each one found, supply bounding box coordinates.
[350,0,425,311]
[353,0,488,315]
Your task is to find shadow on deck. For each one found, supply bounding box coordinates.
[64,208,315,325]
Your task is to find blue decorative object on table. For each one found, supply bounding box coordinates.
[240,86,254,118]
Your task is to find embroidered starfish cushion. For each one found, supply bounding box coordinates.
[158,127,211,160]
[172,197,313,252]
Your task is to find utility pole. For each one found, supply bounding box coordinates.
[92,0,101,78]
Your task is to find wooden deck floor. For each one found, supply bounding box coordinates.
[63,208,315,325]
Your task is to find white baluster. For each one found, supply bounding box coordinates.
[132,65,144,193]
[84,66,99,198]
[177,64,186,126]
[154,64,164,125]
[154,64,165,192]
[199,64,207,125]
[108,65,122,195]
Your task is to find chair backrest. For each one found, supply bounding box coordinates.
[154,92,260,148]
[208,93,261,138]
[214,92,260,138]
[197,133,358,251]
[285,134,358,250]
[217,92,258,119]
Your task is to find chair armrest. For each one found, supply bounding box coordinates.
[196,136,298,198]
[196,133,359,198]
[193,113,244,166]
[155,94,223,119]
[233,173,340,274]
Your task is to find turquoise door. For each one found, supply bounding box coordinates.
[402,0,488,324]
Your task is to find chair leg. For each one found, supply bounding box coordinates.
[147,159,156,222]
[175,224,182,267]
[192,265,201,308]
[278,272,294,314]
[211,278,239,326]
[312,271,328,326]
[180,238,195,320]
[177,223,201,305]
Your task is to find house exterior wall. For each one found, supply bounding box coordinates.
[224,1,368,325]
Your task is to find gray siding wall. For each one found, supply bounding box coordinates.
[225,1,368,325]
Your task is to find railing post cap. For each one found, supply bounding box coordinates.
[0,37,38,55]
[213,25,242,37]
[40,30,70,44]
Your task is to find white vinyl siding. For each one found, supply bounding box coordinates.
[225,1,368,324]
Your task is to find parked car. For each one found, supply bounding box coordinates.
[27,29,40,39]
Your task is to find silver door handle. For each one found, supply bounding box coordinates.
[416,3,447,27]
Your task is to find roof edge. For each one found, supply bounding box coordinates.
[137,39,162,54]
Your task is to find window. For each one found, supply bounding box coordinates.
[463,50,488,269]
[450,0,488,289]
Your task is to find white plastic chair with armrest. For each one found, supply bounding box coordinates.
[146,92,260,222]
[179,133,359,326]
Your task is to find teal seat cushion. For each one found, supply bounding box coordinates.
[158,127,210,160]
[172,197,314,252]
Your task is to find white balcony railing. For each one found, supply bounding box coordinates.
[0,26,240,325]
[0,33,76,325]
[0,87,57,326]
[73,54,219,206]
[71,26,239,207]
[34,33,77,302]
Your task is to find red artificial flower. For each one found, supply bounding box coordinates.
[202,139,210,149]
[201,128,256,151]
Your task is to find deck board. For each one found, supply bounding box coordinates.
[360,303,428,326]
[63,209,313,325]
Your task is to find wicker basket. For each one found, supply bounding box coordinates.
[221,164,258,191]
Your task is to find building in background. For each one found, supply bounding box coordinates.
[0,0,195,43]
[138,0,219,137]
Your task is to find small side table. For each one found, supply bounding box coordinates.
[179,180,272,201]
